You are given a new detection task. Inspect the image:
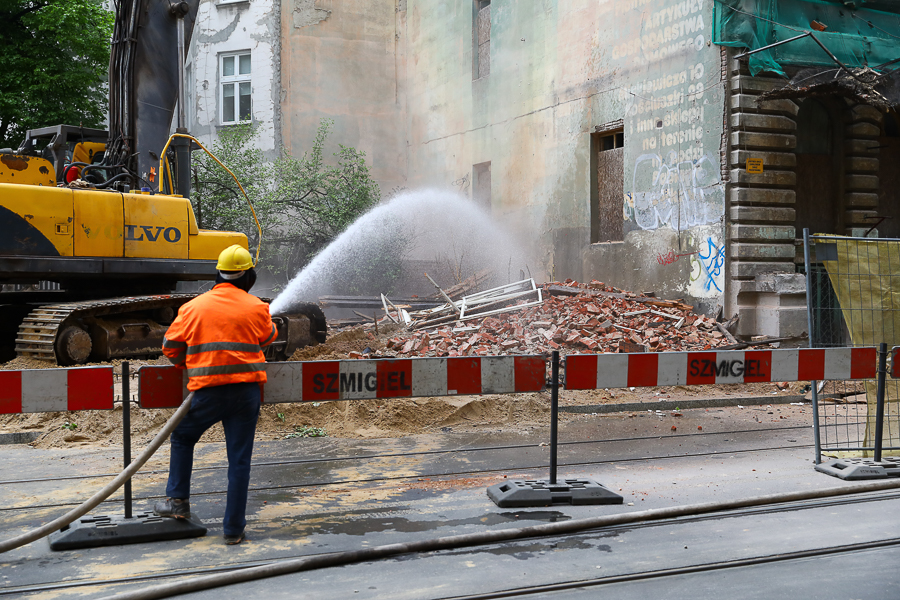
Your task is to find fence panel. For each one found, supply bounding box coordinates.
[804,232,900,460]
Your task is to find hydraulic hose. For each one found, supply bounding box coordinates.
[157,132,263,266]
[101,476,900,600]
[0,393,194,554]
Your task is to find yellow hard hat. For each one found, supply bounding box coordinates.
[216,244,253,271]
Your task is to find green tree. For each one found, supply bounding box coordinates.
[192,120,405,294]
[0,0,113,148]
[191,124,274,253]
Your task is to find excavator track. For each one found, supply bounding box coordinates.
[14,295,327,365]
[15,295,199,365]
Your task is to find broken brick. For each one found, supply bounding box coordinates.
[337,279,756,361]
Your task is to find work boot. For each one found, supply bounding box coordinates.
[154,497,191,519]
[224,531,246,545]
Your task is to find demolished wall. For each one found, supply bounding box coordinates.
[401,0,727,314]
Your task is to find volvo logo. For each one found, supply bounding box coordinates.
[124,225,182,243]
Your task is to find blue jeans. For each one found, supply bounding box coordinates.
[166,382,261,536]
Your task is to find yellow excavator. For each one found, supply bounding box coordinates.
[0,1,324,365]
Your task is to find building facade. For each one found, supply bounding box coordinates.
[401,0,727,318]
[189,0,900,338]
[185,0,282,156]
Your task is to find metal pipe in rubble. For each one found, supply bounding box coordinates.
[100,478,900,600]
[0,393,194,554]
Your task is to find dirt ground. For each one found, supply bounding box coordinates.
[0,324,815,450]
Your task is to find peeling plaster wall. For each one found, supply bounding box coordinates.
[186,0,281,156]
[279,0,407,192]
[402,0,726,312]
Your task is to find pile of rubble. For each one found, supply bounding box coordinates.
[351,280,749,359]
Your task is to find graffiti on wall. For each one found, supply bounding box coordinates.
[452,173,470,195]
[692,235,725,292]
[625,152,723,231]
[655,249,697,266]
[650,230,725,297]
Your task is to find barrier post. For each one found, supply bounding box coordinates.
[874,343,888,463]
[122,361,132,519]
[803,228,823,465]
[48,363,207,551]
[549,351,559,485]
[486,352,623,507]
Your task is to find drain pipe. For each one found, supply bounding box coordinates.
[101,476,900,600]
[0,393,194,554]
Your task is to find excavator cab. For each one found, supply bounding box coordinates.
[67,141,107,183]
[3,125,109,186]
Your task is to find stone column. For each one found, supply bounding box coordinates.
[727,59,804,337]
[843,103,881,235]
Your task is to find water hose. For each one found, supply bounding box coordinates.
[0,393,194,554]
[100,476,900,600]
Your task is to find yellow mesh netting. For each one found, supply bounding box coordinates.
[820,235,900,457]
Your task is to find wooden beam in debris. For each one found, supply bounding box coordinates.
[436,269,493,300]
[425,272,460,315]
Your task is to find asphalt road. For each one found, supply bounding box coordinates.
[1,404,898,599]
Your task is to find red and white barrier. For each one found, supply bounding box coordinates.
[565,347,877,390]
[138,356,547,409]
[0,367,115,414]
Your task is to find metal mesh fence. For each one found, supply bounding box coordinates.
[804,231,900,462]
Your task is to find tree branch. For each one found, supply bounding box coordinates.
[10,1,53,22]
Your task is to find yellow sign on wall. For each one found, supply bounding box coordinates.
[746,158,764,174]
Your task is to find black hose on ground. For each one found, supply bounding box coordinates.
[100,477,900,600]
[0,393,194,554]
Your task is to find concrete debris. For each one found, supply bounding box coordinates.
[348,280,761,359]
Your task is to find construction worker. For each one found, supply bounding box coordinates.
[153,244,277,545]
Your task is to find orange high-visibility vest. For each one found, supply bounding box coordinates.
[162,283,277,391]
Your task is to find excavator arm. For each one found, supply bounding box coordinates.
[107,0,200,194]
[0,0,327,365]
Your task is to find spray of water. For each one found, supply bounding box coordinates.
[270,188,533,315]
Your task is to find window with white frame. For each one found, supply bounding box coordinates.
[220,52,251,124]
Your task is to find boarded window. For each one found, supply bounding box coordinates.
[474,1,490,80]
[591,130,624,243]
[473,161,491,210]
